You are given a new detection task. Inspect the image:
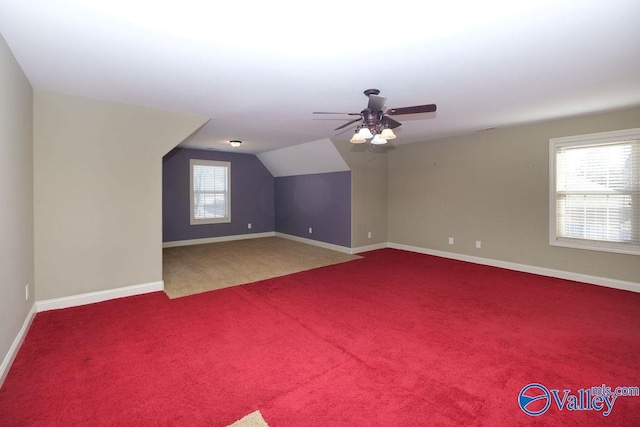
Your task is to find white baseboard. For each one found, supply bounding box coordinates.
[1,281,163,386]
[352,242,388,254]
[388,242,640,293]
[163,232,275,248]
[0,302,36,387]
[275,232,354,254]
[36,281,164,313]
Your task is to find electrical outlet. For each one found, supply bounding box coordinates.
[25,284,29,301]
[247,223,252,229]
[449,237,454,245]
[309,227,313,234]
[476,240,482,249]
[367,231,372,239]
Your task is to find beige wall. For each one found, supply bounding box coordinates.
[0,34,33,379]
[388,107,640,283]
[34,91,207,300]
[332,140,387,248]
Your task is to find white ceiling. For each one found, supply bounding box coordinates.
[1,0,639,154]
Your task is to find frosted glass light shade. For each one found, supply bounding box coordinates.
[371,134,387,145]
[380,128,396,140]
[350,132,366,143]
[229,140,242,148]
[358,127,373,139]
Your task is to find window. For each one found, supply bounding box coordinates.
[190,159,231,225]
[550,128,639,255]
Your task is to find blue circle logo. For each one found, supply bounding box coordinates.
[518,383,551,416]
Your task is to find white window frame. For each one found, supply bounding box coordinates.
[189,159,231,225]
[549,128,640,256]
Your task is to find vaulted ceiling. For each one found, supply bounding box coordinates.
[1,0,639,154]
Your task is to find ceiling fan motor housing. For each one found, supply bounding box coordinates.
[361,109,384,128]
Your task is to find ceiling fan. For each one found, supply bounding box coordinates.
[313,89,436,145]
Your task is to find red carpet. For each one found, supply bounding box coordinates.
[1,249,639,426]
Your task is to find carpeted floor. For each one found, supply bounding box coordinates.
[162,237,361,298]
[2,249,639,425]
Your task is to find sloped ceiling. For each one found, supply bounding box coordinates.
[257,139,349,177]
[1,0,639,154]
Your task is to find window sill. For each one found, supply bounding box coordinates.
[190,217,231,226]
[550,239,640,256]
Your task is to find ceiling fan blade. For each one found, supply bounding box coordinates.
[382,116,402,129]
[387,104,437,115]
[313,111,361,115]
[367,94,387,111]
[334,117,362,131]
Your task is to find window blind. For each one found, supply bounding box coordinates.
[191,161,230,221]
[193,164,227,219]
[555,139,639,251]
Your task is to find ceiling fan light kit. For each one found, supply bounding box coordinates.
[313,89,436,146]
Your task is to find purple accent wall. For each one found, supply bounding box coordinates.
[163,148,274,242]
[275,171,351,247]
